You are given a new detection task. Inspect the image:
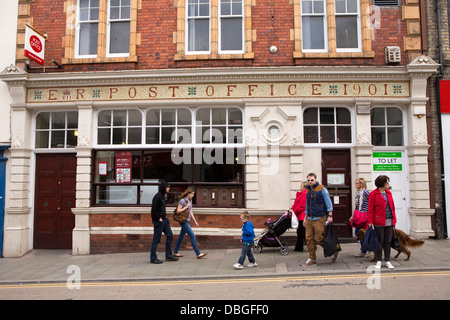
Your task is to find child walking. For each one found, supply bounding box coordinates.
[233,211,257,270]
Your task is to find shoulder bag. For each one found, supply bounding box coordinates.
[173,199,190,224]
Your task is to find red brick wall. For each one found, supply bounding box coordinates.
[28,0,410,72]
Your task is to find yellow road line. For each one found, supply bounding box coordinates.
[1,270,450,290]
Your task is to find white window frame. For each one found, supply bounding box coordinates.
[301,0,328,53]
[186,0,211,55]
[303,106,354,147]
[106,0,131,57]
[219,0,244,54]
[335,0,362,52]
[75,0,99,59]
[34,111,79,150]
[96,109,144,147]
[370,106,405,147]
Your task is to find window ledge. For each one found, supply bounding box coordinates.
[61,56,138,65]
[174,53,254,61]
[294,51,375,59]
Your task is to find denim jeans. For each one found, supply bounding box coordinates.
[238,242,256,265]
[150,218,174,262]
[174,221,201,256]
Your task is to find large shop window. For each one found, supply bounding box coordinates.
[35,111,79,149]
[370,107,404,146]
[93,107,245,207]
[303,107,352,144]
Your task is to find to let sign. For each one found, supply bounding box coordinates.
[373,152,403,171]
[24,26,46,65]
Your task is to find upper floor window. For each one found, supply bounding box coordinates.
[303,107,352,144]
[35,111,79,149]
[293,0,373,58]
[175,0,253,60]
[371,107,404,146]
[63,0,138,64]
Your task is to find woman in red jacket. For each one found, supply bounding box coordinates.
[368,175,397,269]
[290,181,308,251]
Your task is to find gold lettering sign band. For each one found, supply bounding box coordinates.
[28,82,410,103]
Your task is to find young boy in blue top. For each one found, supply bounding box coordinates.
[233,211,257,270]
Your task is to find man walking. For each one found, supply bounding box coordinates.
[150,180,178,264]
[302,173,338,266]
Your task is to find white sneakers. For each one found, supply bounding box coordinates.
[233,262,258,269]
[375,261,395,269]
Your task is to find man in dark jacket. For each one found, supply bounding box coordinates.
[150,180,178,264]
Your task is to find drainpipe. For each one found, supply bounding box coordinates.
[435,0,447,238]
[0,145,10,257]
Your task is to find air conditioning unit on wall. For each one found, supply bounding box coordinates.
[385,46,401,64]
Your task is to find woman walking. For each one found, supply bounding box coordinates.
[173,188,207,259]
[350,178,370,257]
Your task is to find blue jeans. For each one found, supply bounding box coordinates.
[174,221,201,256]
[238,242,256,265]
[150,218,174,262]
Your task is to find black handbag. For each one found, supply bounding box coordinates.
[323,223,341,257]
[361,227,382,252]
[390,228,401,251]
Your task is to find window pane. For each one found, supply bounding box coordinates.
[229,108,242,124]
[52,112,66,129]
[232,0,242,15]
[371,108,385,125]
[128,110,142,126]
[178,109,191,125]
[51,131,65,148]
[388,127,403,146]
[161,127,176,144]
[302,0,313,13]
[320,108,334,124]
[128,128,142,144]
[35,131,49,148]
[347,0,358,13]
[67,112,78,128]
[335,0,346,13]
[212,127,226,143]
[98,128,111,144]
[336,108,350,124]
[197,109,210,125]
[98,110,111,127]
[79,23,98,55]
[146,127,160,144]
[96,185,137,204]
[143,150,189,181]
[146,109,160,126]
[113,127,126,144]
[109,21,130,54]
[387,108,403,125]
[314,0,324,13]
[221,0,231,15]
[221,18,242,51]
[302,16,325,50]
[320,126,335,143]
[177,127,192,144]
[188,19,210,52]
[36,113,50,129]
[336,16,358,49]
[67,130,78,148]
[304,108,318,124]
[161,109,175,125]
[228,127,242,143]
[113,110,126,126]
[371,127,386,146]
[337,126,351,143]
[212,108,226,124]
[304,126,318,143]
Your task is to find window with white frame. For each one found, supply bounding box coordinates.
[301,0,327,51]
[370,107,404,146]
[335,0,361,51]
[219,0,244,52]
[303,107,352,144]
[35,111,79,149]
[107,0,131,56]
[146,108,192,145]
[187,0,211,53]
[76,0,99,57]
[196,108,243,144]
[97,109,142,145]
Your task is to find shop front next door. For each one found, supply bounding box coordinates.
[34,154,76,249]
[322,149,352,238]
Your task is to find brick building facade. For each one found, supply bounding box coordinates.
[0,0,440,256]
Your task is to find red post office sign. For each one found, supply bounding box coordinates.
[24,25,46,66]
[115,152,132,183]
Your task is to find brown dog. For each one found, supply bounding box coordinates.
[357,228,424,261]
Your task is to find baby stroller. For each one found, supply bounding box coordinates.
[253,211,292,255]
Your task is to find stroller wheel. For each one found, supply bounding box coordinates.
[253,244,262,254]
[280,246,289,256]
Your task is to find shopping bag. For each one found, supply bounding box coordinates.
[361,227,382,252]
[390,229,401,251]
[291,211,299,229]
[350,209,368,229]
[323,223,341,257]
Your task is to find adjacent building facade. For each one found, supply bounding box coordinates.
[1,0,439,256]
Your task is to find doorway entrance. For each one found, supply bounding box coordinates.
[34,154,77,249]
[322,149,352,238]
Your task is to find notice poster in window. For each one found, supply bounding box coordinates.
[116,151,132,183]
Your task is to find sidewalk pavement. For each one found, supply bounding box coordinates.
[0,239,450,284]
